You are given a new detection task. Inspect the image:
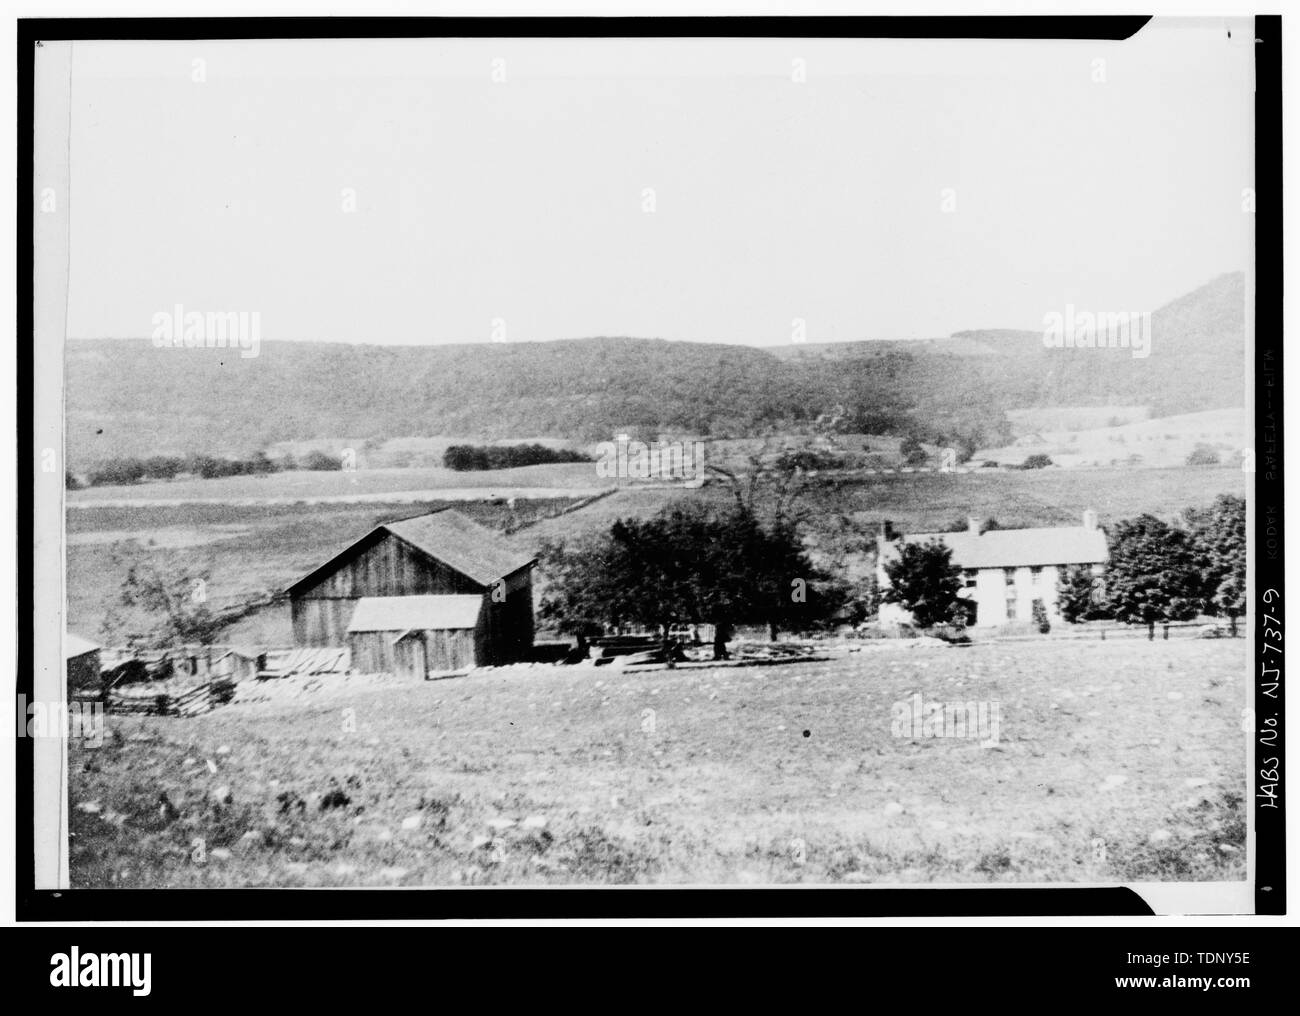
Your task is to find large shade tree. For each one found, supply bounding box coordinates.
[537,500,838,657]
[880,538,964,629]
[1184,494,1247,635]
[1105,514,1202,639]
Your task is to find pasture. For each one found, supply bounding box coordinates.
[68,638,1248,887]
[67,462,606,506]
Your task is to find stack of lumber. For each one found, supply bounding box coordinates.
[104,676,237,717]
[256,646,350,680]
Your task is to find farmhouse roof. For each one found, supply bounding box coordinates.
[347,595,484,633]
[286,509,535,594]
[64,633,100,659]
[888,525,1109,570]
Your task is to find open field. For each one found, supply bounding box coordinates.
[68,638,1248,886]
[979,408,1245,469]
[67,462,606,506]
[526,464,1248,545]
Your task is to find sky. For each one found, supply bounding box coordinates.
[55,18,1255,347]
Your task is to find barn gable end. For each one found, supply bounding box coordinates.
[287,510,535,670]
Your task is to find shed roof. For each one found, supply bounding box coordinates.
[886,525,1109,570]
[346,595,483,633]
[286,509,535,594]
[65,633,100,659]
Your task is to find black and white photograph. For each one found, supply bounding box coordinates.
[21,11,1277,922]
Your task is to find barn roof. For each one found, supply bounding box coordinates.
[286,509,535,594]
[885,525,1109,570]
[384,511,535,586]
[65,633,100,659]
[347,595,483,633]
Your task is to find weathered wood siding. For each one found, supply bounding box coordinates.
[291,530,483,647]
[292,528,534,668]
[347,628,476,677]
[476,569,534,666]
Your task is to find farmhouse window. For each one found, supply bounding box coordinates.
[1004,567,1016,585]
[963,570,977,588]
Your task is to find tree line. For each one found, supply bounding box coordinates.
[69,450,346,488]
[443,443,593,471]
[1058,495,1246,636]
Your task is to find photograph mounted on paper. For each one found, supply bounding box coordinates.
[30,20,1256,902]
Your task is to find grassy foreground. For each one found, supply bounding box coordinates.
[69,638,1247,887]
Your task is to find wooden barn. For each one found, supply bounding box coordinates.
[286,509,536,675]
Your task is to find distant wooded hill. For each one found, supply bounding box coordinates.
[65,272,1244,468]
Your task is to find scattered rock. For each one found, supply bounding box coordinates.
[1184,777,1212,788]
[205,759,218,774]
[522,815,547,829]
[210,848,232,861]
[471,835,491,849]
[1166,691,1184,701]
[883,801,905,816]
[487,817,516,831]
[1100,775,1127,790]
[1148,829,1173,844]
[216,745,231,755]
[401,814,422,831]
[319,789,351,811]
[211,786,232,805]
[76,801,102,815]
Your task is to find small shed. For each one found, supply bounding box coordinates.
[65,633,102,693]
[346,595,485,677]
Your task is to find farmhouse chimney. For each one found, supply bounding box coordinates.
[967,516,980,535]
[1082,509,1098,530]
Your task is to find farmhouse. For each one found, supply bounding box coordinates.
[286,509,536,677]
[877,511,1108,628]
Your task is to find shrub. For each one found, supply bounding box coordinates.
[299,449,343,471]
[444,443,591,471]
[899,436,928,467]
